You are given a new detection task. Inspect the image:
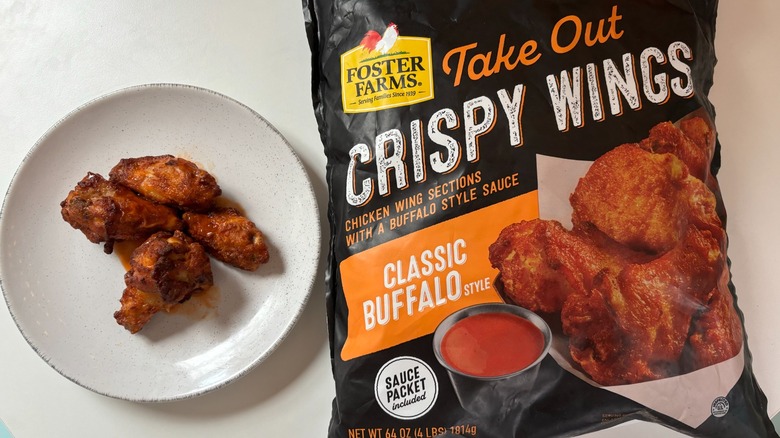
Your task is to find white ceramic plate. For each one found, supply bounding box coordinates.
[0,84,320,401]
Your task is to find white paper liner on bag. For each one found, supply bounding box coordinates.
[536,154,744,428]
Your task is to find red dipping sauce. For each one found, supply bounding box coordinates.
[440,312,545,377]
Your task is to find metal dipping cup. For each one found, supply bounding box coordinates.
[432,303,552,415]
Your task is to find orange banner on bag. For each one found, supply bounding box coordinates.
[339,191,539,361]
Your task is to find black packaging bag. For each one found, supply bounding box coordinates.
[303,1,778,436]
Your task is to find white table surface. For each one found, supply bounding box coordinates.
[0,1,777,437]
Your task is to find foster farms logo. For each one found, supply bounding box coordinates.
[341,23,434,113]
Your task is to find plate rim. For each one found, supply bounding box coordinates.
[0,82,321,402]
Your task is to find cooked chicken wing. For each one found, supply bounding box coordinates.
[114,230,213,333]
[109,155,221,211]
[114,286,166,335]
[570,144,723,254]
[547,222,654,297]
[488,219,650,313]
[642,117,725,219]
[639,119,713,182]
[687,286,743,370]
[570,145,690,254]
[678,117,716,161]
[60,172,182,253]
[488,220,577,313]
[680,175,725,245]
[183,208,269,271]
[561,227,723,385]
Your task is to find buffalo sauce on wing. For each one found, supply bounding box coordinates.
[113,239,145,271]
[113,238,219,317]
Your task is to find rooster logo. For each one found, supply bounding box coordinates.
[360,23,399,54]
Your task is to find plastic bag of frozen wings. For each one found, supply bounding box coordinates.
[302,0,778,436]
